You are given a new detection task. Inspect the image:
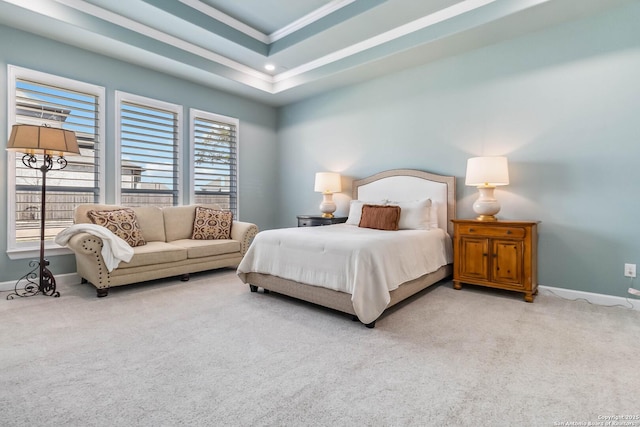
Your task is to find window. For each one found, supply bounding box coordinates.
[190,109,238,216]
[116,92,182,207]
[7,66,105,257]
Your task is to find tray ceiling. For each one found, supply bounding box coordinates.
[0,0,632,106]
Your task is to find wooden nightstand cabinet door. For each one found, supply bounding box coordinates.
[458,237,490,281]
[492,239,523,287]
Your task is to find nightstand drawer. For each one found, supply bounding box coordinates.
[457,225,526,238]
[298,219,316,227]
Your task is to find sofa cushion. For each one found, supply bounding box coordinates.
[131,206,166,242]
[163,204,222,241]
[170,239,240,259]
[87,208,147,247]
[118,241,187,269]
[192,206,233,240]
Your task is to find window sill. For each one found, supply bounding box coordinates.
[6,244,72,260]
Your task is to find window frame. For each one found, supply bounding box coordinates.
[6,65,106,259]
[115,91,183,207]
[189,109,239,217]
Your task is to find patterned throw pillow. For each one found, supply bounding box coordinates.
[358,204,401,231]
[192,206,233,240]
[87,208,147,247]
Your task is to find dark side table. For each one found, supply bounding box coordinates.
[297,215,348,227]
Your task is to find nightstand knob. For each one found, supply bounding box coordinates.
[506,230,512,235]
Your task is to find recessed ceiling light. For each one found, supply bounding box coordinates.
[264,64,276,71]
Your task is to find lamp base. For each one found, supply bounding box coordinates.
[472,186,502,222]
[319,192,337,218]
[475,214,498,221]
[6,259,60,300]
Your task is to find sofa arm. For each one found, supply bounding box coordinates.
[231,221,259,255]
[67,232,103,254]
[66,232,110,289]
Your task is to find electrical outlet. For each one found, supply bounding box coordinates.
[624,263,636,278]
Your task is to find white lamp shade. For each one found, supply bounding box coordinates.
[314,172,342,193]
[465,156,509,187]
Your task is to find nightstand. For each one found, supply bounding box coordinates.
[297,215,348,227]
[451,219,539,302]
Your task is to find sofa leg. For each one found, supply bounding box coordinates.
[249,284,258,292]
[81,278,88,284]
[181,274,190,282]
[364,321,376,329]
[96,288,109,298]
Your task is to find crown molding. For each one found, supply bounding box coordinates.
[179,0,356,45]
[10,0,553,96]
[2,0,626,106]
[274,0,496,83]
[268,0,355,43]
[50,0,273,82]
[178,0,270,43]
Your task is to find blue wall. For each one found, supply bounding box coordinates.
[2,2,640,299]
[277,2,640,297]
[0,24,278,283]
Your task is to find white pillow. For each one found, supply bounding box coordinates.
[429,203,438,229]
[346,200,387,225]
[386,198,432,230]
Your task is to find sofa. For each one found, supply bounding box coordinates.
[65,204,258,297]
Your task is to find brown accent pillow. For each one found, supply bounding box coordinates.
[87,208,146,247]
[192,206,233,240]
[358,205,401,231]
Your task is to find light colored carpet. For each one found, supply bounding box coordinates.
[1,269,639,426]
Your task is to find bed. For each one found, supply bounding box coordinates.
[237,169,456,328]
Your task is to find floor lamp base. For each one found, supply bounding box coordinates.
[6,259,60,300]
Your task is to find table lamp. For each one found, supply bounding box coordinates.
[465,156,509,221]
[314,172,341,218]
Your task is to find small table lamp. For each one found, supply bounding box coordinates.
[314,172,342,218]
[465,156,509,221]
[6,124,80,299]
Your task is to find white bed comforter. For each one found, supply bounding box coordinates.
[237,224,452,324]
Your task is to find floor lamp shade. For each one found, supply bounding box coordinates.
[465,156,509,221]
[7,124,80,156]
[6,124,80,299]
[314,172,342,218]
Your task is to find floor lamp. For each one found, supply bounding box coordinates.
[6,124,80,299]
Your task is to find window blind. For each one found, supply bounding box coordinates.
[14,78,100,243]
[119,101,179,207]
[193,115,237,215]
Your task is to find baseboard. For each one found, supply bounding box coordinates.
[0,272,81,293]
[539,285,640,311]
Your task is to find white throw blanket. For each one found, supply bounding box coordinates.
[237,224,452,324]
[55,224,135,272]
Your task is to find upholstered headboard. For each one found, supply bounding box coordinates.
[352,169,456,236]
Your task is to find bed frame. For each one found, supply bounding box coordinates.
[244,169,456,328]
